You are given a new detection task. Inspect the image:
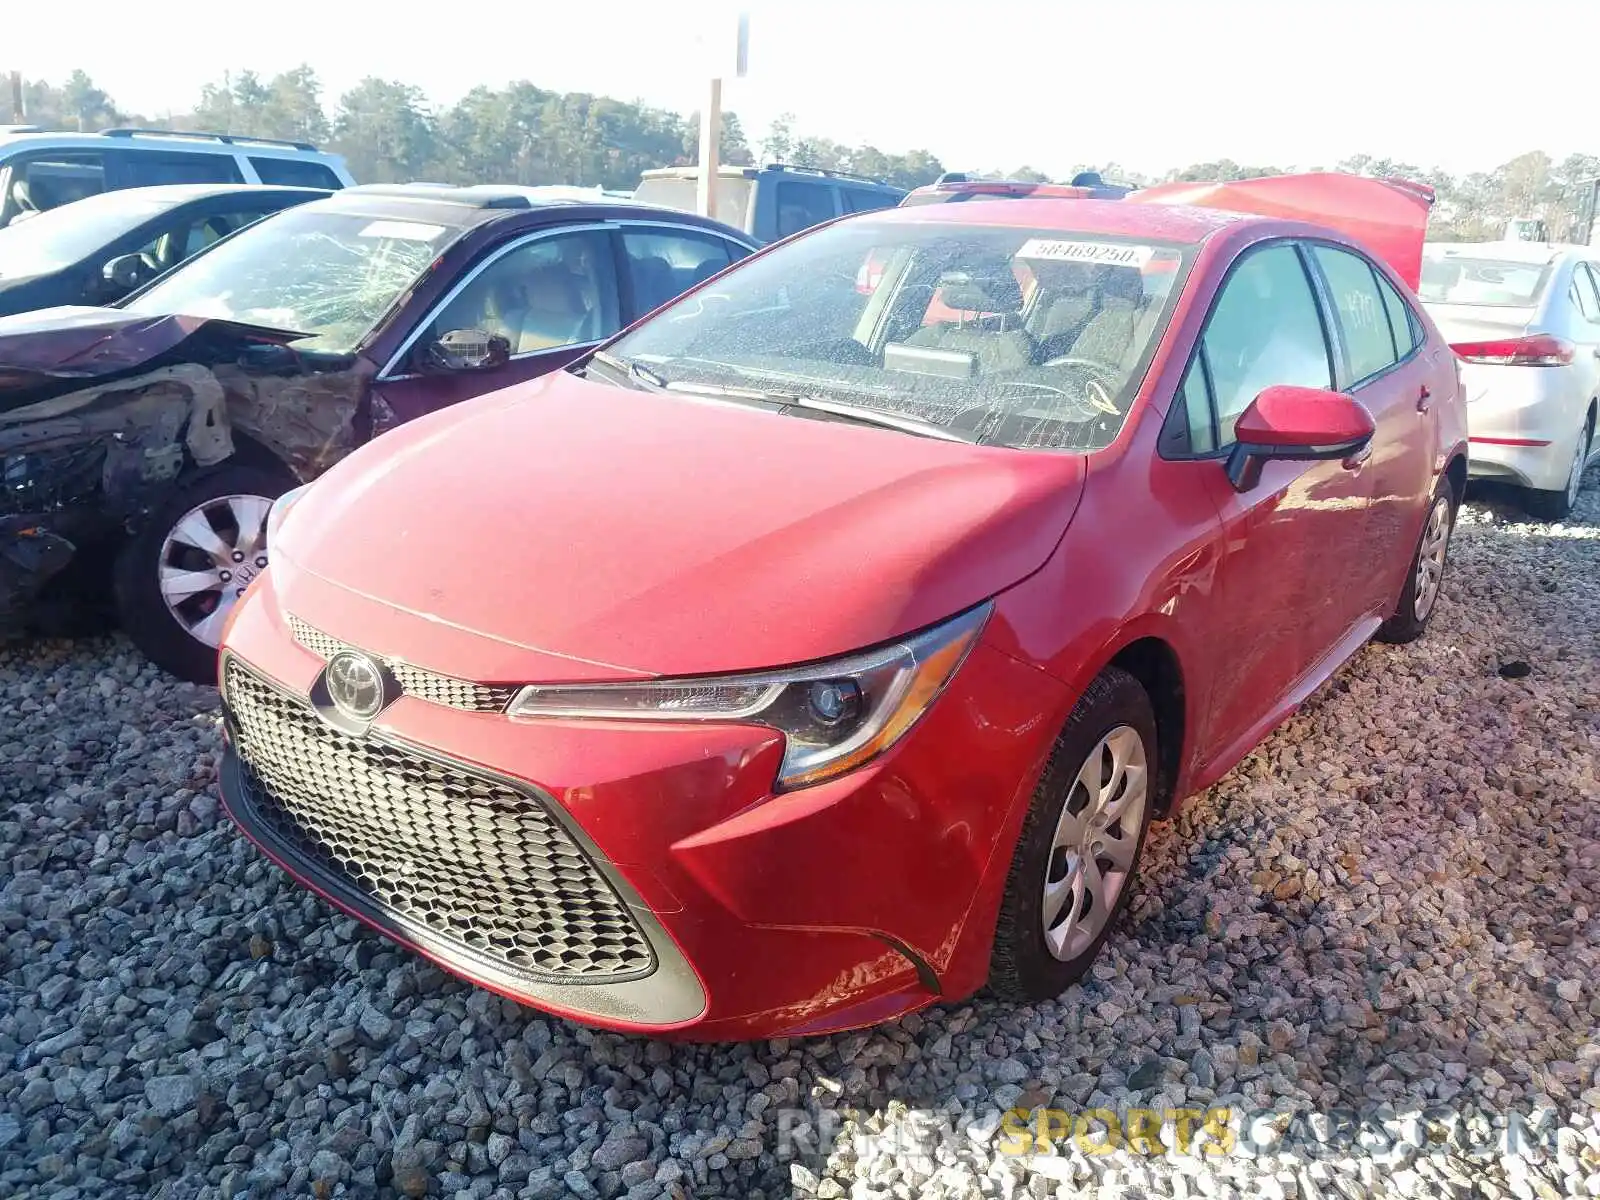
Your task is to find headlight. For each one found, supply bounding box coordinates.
[264,483,310,549]
[507,603,991,789]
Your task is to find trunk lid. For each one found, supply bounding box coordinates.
[1129,173,1434,291]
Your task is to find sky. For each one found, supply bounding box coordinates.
[8,0,1600,180]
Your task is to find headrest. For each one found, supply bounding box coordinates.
[937,267,1024,314]
[1097,266,1144,304]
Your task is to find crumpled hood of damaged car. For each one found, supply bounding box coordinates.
[0,307,308,409]
[274,372,1088,680]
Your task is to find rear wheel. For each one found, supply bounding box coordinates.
[1376,479,1456,645]
[1524,412,1593,521]
[113,463,294,684]
[988,667,1156,1002]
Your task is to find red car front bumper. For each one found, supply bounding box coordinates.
[215,569,1069,1040]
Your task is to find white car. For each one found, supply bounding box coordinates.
[1419,241,1600,518]
[0,128,355,230]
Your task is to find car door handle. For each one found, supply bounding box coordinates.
[1342,444,1373,470]
[1416,385,1431,414]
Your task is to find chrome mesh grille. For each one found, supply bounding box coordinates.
[223,658,656,981]
[288,614,518,713]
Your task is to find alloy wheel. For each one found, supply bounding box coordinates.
[1413,496,1452,622]
[156,493,273,647]
[1041,724,1149,961]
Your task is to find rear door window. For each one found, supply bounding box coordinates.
[842,187,892,214]
[1310,244,1400,385]
[248,157,342,189]
[774,182,837,238]
[620,228,747,317]
[5,152,108,215]
[1571,262,1600,325]
[122,151,245,186]
[1372,269,1420,356]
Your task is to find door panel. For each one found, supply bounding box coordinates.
[1309,244,1436,615]
[1175,241,1374,762]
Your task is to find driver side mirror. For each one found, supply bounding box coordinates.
[102,253,151,294]
[425,327,511,373]
[1224,385,1376,493]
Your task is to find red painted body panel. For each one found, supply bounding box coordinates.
[1128,173,1434,291]
[219,190,1469,1038]
[1235,385,1376,446]
[275,375,1088,680]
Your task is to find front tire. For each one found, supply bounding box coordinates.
[988,666,1157,1002]
[113,463,294,684]
[1524,412,1593,522]
[1375,478,1456,645]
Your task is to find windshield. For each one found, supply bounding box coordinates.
[122,206,457,353]
[597,218,1192,450]
[1418,248,1555,307]
[0,191,175,279]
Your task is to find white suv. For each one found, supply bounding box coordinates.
[0,127,355,229]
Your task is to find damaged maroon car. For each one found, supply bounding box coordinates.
[0,184,757,681]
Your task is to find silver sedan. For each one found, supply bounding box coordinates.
[1419,240,1600,519]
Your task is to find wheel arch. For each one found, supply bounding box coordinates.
[1443,449,1468,506]
[1104,635,1188,819]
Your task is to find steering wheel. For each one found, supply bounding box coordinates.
[1039,355,1122,414]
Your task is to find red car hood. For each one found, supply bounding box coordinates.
[274,373,1087,681]
[1130,173,1434,291]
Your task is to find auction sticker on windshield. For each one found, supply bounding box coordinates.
[1015,239,1155,268]
[358,220,447,241]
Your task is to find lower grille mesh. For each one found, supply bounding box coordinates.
[224,659,655,981]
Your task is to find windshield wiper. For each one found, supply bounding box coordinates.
[775,393,976,443]
[586,361,974,444]
[581,350,668,391]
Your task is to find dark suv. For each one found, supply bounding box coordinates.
[633,163,905,243]
[0,184,758,681]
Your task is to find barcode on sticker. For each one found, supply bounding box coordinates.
[1015,239,1155,267]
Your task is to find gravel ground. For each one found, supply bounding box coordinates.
[2,472,1598,1200]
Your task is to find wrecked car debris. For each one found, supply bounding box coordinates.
[0,182,759,681]
[0,310,369,678]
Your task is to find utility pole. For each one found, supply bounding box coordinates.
[696,78,721,220]
[695,9,749,220]
[9,72,23,123]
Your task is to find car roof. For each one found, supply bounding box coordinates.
[0,128,339,158]
[86,183,330,205]
[862,196,1246,245]
[306,184,758,240]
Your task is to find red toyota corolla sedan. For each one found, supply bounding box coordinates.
[215,176,1467,1040]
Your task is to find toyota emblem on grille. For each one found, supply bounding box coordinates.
[325,650,387,721]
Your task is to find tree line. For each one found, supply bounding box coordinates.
[9,68,1600,241]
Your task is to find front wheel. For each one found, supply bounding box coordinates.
[113,463,294,684]
[988,666,1157,1002]
[1375,479,1456,645]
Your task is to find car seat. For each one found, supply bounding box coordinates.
[503,263,590,353]
[629,254,679,316]
[1061,266,1145,368]
[901,266,1036,371]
